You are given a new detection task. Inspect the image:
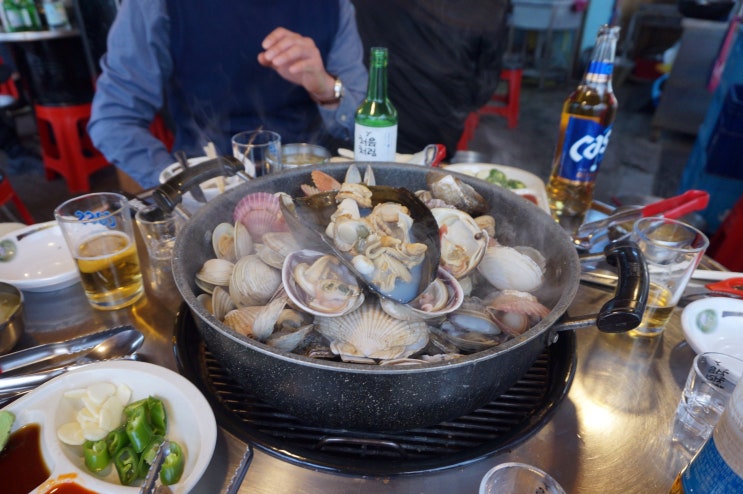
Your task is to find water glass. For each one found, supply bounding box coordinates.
[672,352,743,454]
[629,217,709,336]
[479,462,566,494]
[135,205,183,261]
[54,192,144,310]
[231,130,282,177]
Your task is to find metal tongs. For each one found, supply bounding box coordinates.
[574,190,710,250]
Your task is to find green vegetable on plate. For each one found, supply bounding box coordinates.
[0,410,15,453]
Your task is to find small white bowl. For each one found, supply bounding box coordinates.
[2,360,217,494]
[442,163,550,213]
[681,297,743,360]
[0,221,79,292]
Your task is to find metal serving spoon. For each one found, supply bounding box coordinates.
[0,328,144,397]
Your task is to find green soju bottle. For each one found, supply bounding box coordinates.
[354,47,397,162]
[2,0,27,32]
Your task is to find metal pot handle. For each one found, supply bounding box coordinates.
[553,239,649,334]
[150,156,247,216]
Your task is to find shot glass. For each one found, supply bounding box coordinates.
[231,130,282,178]
[54,192,144,310]
[479,462,566,494]
[135,205,183,261]
[672,352,743,454]
[629,217,709,337]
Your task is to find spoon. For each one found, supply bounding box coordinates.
[0,328,145,396]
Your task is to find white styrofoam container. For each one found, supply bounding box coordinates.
[510,0,583,31]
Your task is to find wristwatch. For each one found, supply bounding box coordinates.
[316,76,343,106]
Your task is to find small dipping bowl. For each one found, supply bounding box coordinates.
[0,282,24,355]
[282,143,331,169]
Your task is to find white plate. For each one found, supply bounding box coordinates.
[681,297,743,360]
[0,221,80,292]
[159,157,245,214]
[2,360,217,494]
[442,163,550,213]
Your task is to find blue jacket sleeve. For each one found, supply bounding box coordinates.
[88,0,175,189]
[317,0,367,141]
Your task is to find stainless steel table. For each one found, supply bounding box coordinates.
[18,259,702,493]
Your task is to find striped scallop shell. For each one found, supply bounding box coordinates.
[233,192,287,242]
[315,301,429,363]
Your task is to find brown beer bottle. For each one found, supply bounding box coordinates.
[546,24,619,235]
[669,381,743,493]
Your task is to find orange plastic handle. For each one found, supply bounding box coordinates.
[706,277,743,297]
[641,190,709,220]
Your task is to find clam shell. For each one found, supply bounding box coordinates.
[477,244,544,292]
[427,171,488,215]
[380,267,463,321]
[195,258,234,293]
[315,301,429,362]
[212,286,236,321]
[431,207,488,279]
[229,255,281,307]
[257,231,303,268]
[282,249,365,317]
[212,222,238,262]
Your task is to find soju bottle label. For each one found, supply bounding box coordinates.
[354,123,397,162]
[555,116,612,183]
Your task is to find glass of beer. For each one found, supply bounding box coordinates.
[629,217,709,337]
[54,192,144,310]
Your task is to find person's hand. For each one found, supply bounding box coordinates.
[258,27,337,105]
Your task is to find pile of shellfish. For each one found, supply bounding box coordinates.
[195,165,550,365]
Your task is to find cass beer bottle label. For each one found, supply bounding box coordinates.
[354,124,397,162]
[555,117,612,184]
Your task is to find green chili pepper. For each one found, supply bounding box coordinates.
[147,396,167,435]
[83,439,110,473]
[159,441,185,486]
[113,445,140,485]
[126,406,154,453]
[137,435,164,478]
[106,425,130,456]
[123,398,148,418]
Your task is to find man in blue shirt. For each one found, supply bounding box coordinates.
[88,0,367,190]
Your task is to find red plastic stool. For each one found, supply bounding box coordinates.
[0,172,34,224]
[457,67,523,150]
[707,194,743,271]
[34,103,111,193]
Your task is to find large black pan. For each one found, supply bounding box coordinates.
[156,160,647,431]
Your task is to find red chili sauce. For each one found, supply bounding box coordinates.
[42,478,98,494]
[0,423,50,494]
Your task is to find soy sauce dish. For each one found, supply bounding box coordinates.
[681,297,743,360]
[0,360,216,494]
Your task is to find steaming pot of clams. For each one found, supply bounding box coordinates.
[155,160,647,431]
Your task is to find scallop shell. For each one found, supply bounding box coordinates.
[229,255,281,307]
[477,244,545,292]
[233,192,287,242]
[315,301,429,363]
[282,249,364,317]
[380,267,463,321]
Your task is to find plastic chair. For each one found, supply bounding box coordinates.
[457,67,523,150]
[0,171,34,224]
[707,194,743,271]
[34,103,110,193]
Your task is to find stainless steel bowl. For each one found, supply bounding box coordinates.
[282,143,331,168]
[0,282,24,355]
